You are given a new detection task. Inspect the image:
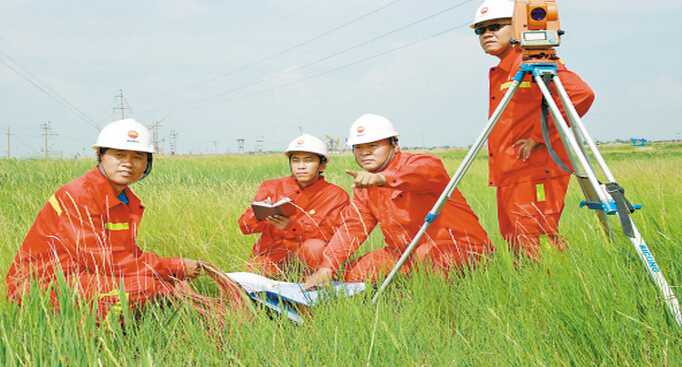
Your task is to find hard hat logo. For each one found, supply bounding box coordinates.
[297,139,305,145]
[481,7,489,14]
[128,130,139,139]
[357,126,365,134]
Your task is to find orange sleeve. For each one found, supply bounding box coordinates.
[238,181,275,235]
[319,194,377,271]
[56,193,185,281]
[381,154,449,194]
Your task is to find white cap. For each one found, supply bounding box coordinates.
[284,134,330,162]
[347,114,399,146]
[92,119,155,153]
[471,0,515,28]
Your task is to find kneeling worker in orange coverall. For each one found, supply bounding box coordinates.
[5,119,202,321]
[239,134,350,278]
[303,114,494,289]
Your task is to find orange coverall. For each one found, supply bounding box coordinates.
[488,46,595,259]
[239,175,349,276]
[5,167,186,318]
[319,152,493,282]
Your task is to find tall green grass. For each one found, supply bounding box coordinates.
[0,142,681,365]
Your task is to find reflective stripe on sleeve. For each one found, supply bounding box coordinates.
[500,81,531,90]
[48,195,62,216]
[105,222,130,230]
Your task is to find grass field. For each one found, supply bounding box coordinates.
[0,142,681,365]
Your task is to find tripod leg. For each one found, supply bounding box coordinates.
[538,73,682,326]
[371,79,524,304]
[552,77,617,183]
[537,73,615,239]
[563,124,616,239]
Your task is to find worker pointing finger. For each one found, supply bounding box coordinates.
[303,114,493,287]
[346,169,386,189]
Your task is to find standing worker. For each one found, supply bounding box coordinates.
[472,0,595,260]
[238,134,350,278]
[303,114,493,289]
[5,119,202,322]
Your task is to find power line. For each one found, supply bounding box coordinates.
[144,0,474,112]
[138,0,326,99]
[11,134,39,155]
[0,49,100,131]
[153,21,472,112]
[138,0,405,100]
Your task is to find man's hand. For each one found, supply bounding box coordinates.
[266,215,292,230]
[184,259,202,279]
[346,170,387,189]
[301,268,334,291]
[513,138,541,161]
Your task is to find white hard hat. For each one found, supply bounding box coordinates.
[347,114,399,146]
[92,119,155,153]
[284,134,330,162]
[471,0,515,29]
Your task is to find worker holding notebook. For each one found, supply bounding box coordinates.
[238,134,349,278]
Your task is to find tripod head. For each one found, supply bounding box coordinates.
[511,0,564,62]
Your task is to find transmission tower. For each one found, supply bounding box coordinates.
[237,139,245,154]
[6,127,10,159]
[255,136,264,154]
[170,130,178,155]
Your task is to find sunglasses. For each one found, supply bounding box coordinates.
[474,23,510,35]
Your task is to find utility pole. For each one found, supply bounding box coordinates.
[114,89,129,120]
[6,127,9,159]
[299,118,303,135]
[146,122,162,154]
[214,141,217,155]
[41,121,56,158]
[145,114,169,155]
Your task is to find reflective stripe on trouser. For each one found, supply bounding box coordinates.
[496,175,570,261]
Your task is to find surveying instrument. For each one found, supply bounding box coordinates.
[373,0,682,326]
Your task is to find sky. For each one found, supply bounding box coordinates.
[1,0,681,157]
